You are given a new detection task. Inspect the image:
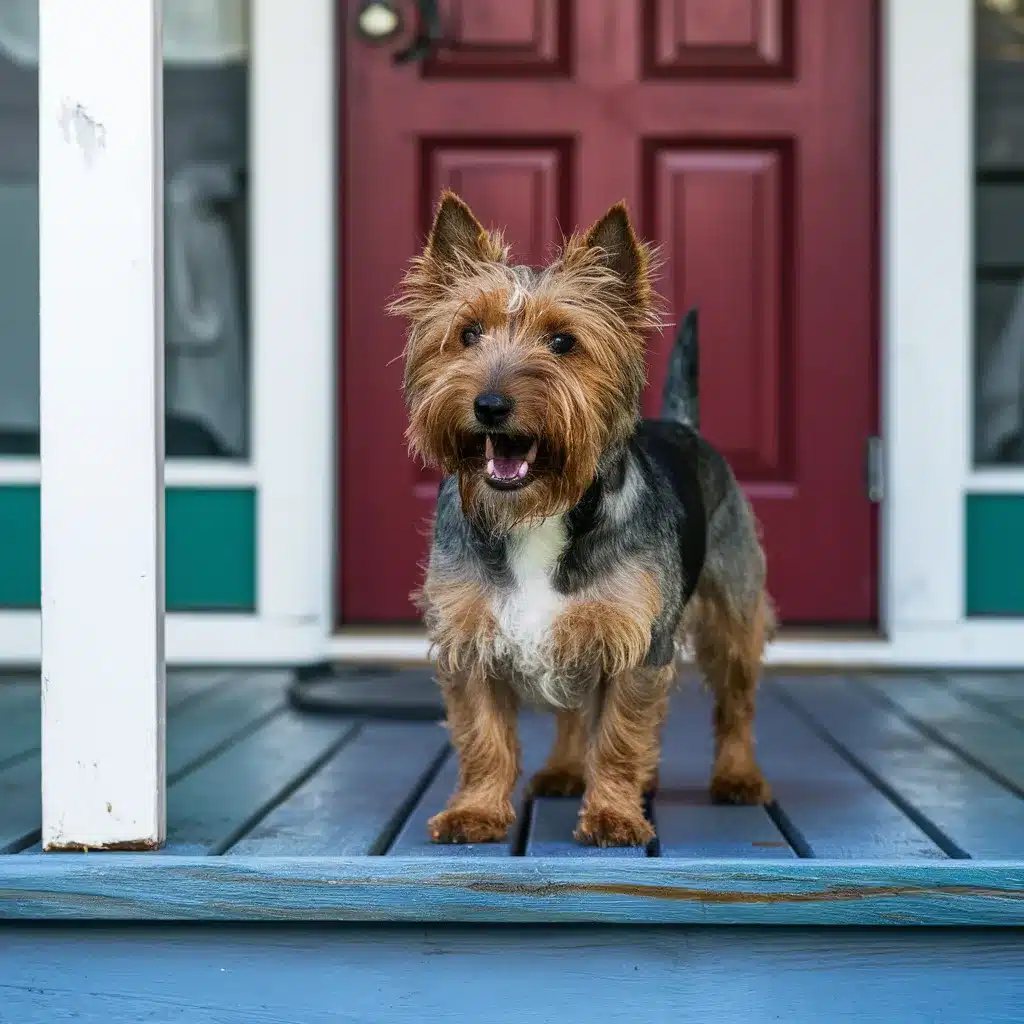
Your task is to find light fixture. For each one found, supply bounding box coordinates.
[356,1,403,43]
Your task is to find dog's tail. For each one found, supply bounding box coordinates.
[660,306,699,430]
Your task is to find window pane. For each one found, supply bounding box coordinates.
[976,0,1024,465]
[0,0,250,460]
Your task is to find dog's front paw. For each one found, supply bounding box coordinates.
[710,769,772,805]
[528,766,586,798]
[575,806,654,848]
[428,805,513,844]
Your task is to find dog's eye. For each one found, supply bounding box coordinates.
[460,324,482,347]
[549,332,576,355]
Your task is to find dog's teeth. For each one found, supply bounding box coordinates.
[517,461,529,479]
[525,440,538,464]
[485,436,495,460]
[487,459,496,477]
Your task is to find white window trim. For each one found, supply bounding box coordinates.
[6,0,1024,671]
[966,470,1024,493]
[249,0,335,638]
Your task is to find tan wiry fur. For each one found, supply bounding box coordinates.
[393,191,772,848]
[680,576,775,804]
[390,191,663,535]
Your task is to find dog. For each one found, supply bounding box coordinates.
[390,192,774,848]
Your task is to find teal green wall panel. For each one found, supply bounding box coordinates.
[966,494,1024,616]
[165,488,257,611]
[0,485,256,612]
[0,485,41,608]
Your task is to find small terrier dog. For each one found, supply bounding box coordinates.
[392,192,774,848]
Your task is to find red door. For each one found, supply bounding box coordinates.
[341,0,877,626]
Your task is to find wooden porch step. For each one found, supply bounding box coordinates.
[1,670,1023,925]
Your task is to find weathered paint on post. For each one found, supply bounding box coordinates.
[39,0,166,850]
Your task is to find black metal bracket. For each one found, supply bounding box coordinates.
[393,0,441,64]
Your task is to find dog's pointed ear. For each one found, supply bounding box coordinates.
[425,191,497,267]
[583,202,644,287]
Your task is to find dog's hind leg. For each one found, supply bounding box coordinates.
[684,485,774,805]
[528,709,587,797]
[687,577,773,805]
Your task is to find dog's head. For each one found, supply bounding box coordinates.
[391,191,661,532]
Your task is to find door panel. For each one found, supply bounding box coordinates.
[340,0,877,625]
[645,0,793,77]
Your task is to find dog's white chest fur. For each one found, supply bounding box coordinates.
[491,515,570,706]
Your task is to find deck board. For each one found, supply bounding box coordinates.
[941,673,1024,725]
[3,925,1022,1024]
[0,676,42,770]
[757,686,949,860]
[162,713,355,856]
[0,758,42,854]
[2,671,1024,925]
[775,676,1024,859]
[2,671,297,855]
[227,721,448,855]
[859,675,1024,794]
[655,682,794,858]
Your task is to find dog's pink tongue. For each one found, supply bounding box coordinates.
[488,456,526,480]
[485,436,535,481]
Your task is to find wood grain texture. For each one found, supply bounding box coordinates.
[3,925,1023,1024]
[161,714,356,856]
[0,672,292,856]
[4,673,1024,929]
[775,676,1024,859]
[164,672,291,784]
[0,670,232,772]
[940,673,1024,726]
[0,676,42,769]
[1,856,1023,924]
[656,682,793,857]
[226,722,449,856]
[757,688,948,859]
[860,676,1024,794]
[0,758,42,854]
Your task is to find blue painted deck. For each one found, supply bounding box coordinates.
[2,670,1024,1023]
[0,670,1022,925]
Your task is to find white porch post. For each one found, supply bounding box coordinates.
[39,0,166,850]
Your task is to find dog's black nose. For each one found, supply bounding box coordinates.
[474,392,514,427]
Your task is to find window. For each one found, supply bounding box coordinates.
[976,0,1024,465]
[0,0,250,459]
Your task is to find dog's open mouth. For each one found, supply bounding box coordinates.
[484,434,538,490]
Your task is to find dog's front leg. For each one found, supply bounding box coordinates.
[428,668,520,844]
[574,666,673,848]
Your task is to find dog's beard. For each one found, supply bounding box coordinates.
[451,436,601,535]
[406,381,623,535]
[457,469,574,535]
